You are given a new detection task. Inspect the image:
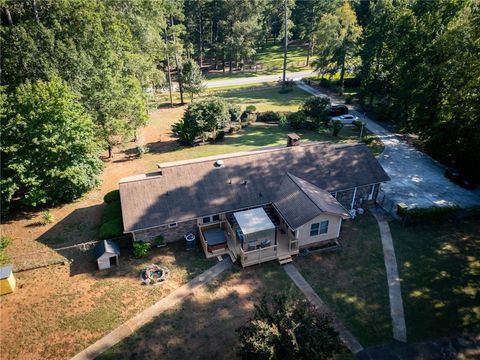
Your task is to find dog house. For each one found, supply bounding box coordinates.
[95,240,120,270]
[0,265,16,295]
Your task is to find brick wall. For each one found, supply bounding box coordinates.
[133,219,198,243]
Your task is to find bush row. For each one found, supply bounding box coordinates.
[99,190,124,239]
[403,206,480,226]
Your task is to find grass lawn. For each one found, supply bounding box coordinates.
[0,242,214,360]
[208,83,311,112]
[97,263,300,360]
[205,43,315,81]
[390,219,480,342]
[295,212,392,347]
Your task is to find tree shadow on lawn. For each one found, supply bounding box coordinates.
[96,263,301,360]
[390,220,480,342]
[294,212,392,347]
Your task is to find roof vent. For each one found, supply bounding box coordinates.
[242,180,248,185]
[214,160,224,168]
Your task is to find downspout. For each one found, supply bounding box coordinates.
[350,187,357,210]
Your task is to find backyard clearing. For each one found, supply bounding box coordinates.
[0,243,212,360]
[96,263,296,359]
[390,219,480,342]
[295,212,392,347]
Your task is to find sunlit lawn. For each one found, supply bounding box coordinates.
[390,219,480,342]
[295,212,392,347]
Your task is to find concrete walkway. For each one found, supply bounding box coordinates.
[371,208,407,343]
[296,80,480,209]
[71,258,233,360]
[283,263,364,354]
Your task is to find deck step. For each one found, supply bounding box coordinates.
[278,257,292,265]
[278,254,292,261]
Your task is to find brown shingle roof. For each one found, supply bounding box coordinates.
[274,173,350,230]
[119,142,389,232]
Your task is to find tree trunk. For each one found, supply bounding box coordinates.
[306,38,312,66]
[108,145,113,159]
[171,17,184,104]
[339,53,346,95]
[282,0,288,84]
[229,57,232,73]
[32,0,40,23]
[198,14,203,68]
[222,51,226,73]
[3,7,13,25]
[369,45,383,107]
[164,34,174,107]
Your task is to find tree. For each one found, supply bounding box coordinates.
[237,293,342,360]
[181,58,205,101]
[1,78,103,209]
[300,96,331,129]
[172,98,230,144]
[313,2,362,94]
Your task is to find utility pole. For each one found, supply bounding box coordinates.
[359,112,366,141]
[282,0,288,84]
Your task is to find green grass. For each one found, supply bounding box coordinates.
[390,219,480,342]
[295,212,392,347]
[208,83,312,112]
[205,43,316,81]
[0,235,12,265]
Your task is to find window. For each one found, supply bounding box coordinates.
[202,214,220,224]
[310,221,329,236]
[168,223,177,228]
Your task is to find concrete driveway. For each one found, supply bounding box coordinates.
[296,81,480,209]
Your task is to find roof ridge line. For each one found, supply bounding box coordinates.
[286,172,326,214]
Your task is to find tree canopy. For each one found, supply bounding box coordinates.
[1,78,103,209]
[237,293,342,360]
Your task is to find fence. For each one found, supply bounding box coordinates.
[376,190,400,219]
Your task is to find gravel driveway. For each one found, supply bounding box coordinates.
[297,81,480,209]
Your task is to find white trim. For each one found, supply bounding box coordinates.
[350,187,357,210]
[368,184,376,201]
[336,218,342,237]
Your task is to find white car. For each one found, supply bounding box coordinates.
[331,114,359,124]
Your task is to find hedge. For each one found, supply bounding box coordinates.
[104,189,120,203]
[404,206,461,226]
[99,218,124,239]
[102,201,122,223]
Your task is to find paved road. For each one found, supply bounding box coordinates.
[205,70,316,89]
[297,81,480,209]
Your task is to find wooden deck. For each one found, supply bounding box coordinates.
[199,220,299,267]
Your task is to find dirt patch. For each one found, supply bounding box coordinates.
[0,243,213,360]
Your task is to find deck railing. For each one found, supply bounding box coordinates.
[239,244,278,267]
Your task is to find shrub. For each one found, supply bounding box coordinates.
[279,79,295,93]
[404,206,462,226]
[102,201,122,222]
[99,218,124,239]
[136,145,148,157]
[133,241,151,258]
[286,112,307,130]
[257,111,281,123]
[300,96,331,129]
[0,236,12,265]
[279,113,288,128]
[228,103,242,122]
[352,120,363,128]
[41,210,55,225]
[319,78,334,88]
[345,95,354,104]
[246,113,257,124]
[245,105,257,113]
[171,119,199,145]
[237,293,341,360]
[104,189,120,203]
[216,130,226,141]
[332,120,344,137]
[154,235,165,247]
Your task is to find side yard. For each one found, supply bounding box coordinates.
[98,263,299,360]
[295,212,392,347]
[390,219,480,342]
[0,243,213,360]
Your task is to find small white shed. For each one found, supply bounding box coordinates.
[94,240,120,270]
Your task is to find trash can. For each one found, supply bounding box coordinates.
[185,233,196,250]
[397,203,408,216]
